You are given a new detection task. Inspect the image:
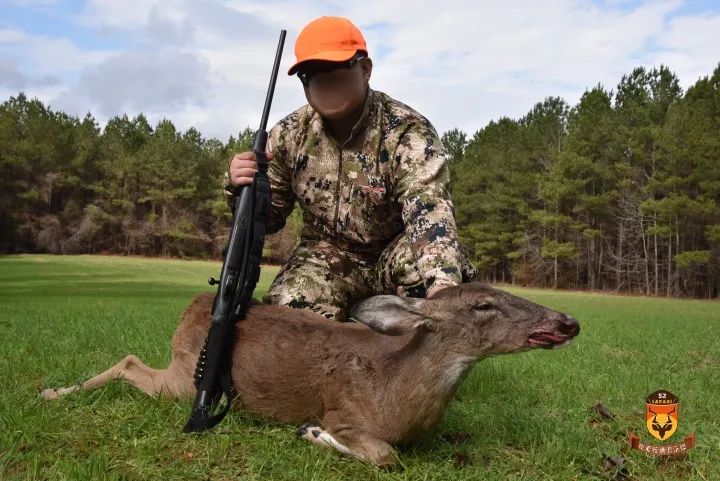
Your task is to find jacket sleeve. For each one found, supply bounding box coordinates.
[392,120,465,291]
[221,123,296,235]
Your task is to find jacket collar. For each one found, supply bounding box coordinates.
[312,87,376,148]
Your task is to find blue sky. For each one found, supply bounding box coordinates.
[1,0,719,140]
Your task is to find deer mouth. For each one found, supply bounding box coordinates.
[526,315,580,349]
[526,332,574,349]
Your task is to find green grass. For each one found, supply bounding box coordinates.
[1,254,718,480]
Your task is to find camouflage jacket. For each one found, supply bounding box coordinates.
[222,88,465,290]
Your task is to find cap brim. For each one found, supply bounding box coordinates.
[287,49,359,75]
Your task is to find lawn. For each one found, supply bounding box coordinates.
[0,254,718,480]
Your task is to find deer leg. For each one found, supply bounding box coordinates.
[40,354,187,401]
[297,422,356,457]
[296,422,398,468]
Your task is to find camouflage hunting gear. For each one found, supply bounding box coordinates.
[222,88,477,320]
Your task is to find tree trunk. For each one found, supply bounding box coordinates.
[653,215,659,296]
[617,219,624,291]
[575,233,581,288]
[588,235,595,290]
[598,241,604,290]
[666,229,672,298]
[641,219,650,295]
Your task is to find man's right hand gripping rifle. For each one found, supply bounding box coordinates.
[227,150,274,188]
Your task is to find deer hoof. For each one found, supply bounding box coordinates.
[296,422,321,439]
[40,388,60,400]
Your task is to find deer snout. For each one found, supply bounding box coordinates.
[526,312,580,349]
[558,315,580,337]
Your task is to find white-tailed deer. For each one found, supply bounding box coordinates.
[40,281,579,467]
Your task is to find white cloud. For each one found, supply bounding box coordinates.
[77,0,172,31]
[7,0,59,6]
[0,27,113,80]
[52,49,211,119]
[2,0,719,141]
[0,28,29,44]
[648,11,720,86]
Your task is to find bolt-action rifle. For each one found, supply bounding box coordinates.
[183,30,286,433]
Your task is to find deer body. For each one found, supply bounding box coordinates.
[41,282,580,467]
[176,293,476,443]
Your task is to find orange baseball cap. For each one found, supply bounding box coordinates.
[287,16,368,75]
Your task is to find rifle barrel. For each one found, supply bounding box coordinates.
[258,30,287,133]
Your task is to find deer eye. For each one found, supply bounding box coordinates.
[473,302,492,311]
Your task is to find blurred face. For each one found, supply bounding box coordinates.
[296,55,373,120]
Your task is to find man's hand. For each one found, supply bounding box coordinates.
[426,285,448,298]
[228,151,274,186]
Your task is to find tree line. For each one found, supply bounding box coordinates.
[1,96,254,259]
[1,63,718,298]
[446,64,720,299]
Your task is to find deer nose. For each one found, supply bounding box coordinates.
[559,315,580,337]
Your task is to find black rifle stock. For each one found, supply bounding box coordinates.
[183,29,286,433]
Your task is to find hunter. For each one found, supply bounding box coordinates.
[223,15,478,321]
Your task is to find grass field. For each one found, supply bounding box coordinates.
[0,254,718,480]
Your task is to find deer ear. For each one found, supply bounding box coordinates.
[349,295,430,335]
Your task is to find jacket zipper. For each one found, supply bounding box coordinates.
[333,145,343,233]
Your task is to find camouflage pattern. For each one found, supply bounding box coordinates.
[258,231,476,322]
[223,87,478,320]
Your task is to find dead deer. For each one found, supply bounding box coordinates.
[40,281,580,467]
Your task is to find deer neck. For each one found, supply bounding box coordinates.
[383,329,478,430]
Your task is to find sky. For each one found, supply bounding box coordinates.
[1,0,719,141]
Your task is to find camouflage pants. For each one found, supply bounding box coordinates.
[261,232,478,321]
